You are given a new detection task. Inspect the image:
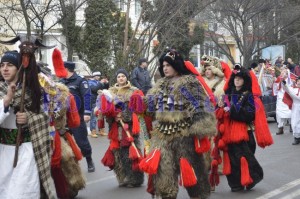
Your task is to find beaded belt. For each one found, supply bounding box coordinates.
[0,127,31,145]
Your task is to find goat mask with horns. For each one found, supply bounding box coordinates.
[0,33,55,113]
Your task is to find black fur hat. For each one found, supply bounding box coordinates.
[226,64,252,93]
[158,50,192,77]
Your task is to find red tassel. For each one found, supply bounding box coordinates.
[241,156,253,186]
[249,70,262,96]
[108,122,119,141]
[51,131,62,168]
[65,132,83,161]
[223,151,231,175]
[184,61,216,105]
[194,136,211,154]
[139,149,161,174]
[101,148,115,169]
[132,113,140,135]
[67,94,80,128]
[179,158,197,187]
[129,144,141,160]
[221,61,232,80]
[253,97,274,148]
[52,48,67,78]
[109,140,120,150]
[248,70,273,148]
[230,121,249,143]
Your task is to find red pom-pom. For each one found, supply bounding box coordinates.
[218,139,226,150]
[126,136,134,143]
[211,159,219,167]
[123,123,129,131]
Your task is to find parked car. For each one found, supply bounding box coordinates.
[259,74,277,120]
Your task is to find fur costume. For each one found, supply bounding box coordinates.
[100,81,145,187]
[143,74,217,199]
[39,73,86,198]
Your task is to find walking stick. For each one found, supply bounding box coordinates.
[119,120,141,159]
[13,69,26,168]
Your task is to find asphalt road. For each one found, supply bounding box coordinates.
[77,118,300,199]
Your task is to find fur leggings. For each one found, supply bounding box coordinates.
[151,135,210,199]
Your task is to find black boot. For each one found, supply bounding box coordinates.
[292,137,300,145]
[86,156,95,172]
[290,125,293,133]
[276,127,284,135]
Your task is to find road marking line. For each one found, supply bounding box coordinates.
[256,179,300,199]
[86,175,115,185]
[280,189,300,199]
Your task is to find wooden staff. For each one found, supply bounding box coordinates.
[13,69,26,168]
[119,120,141,159]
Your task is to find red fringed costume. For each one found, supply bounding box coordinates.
[98,80,147,188]
[214,65,273,192]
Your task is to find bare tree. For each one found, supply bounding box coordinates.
[203,0,300,66]
[121,0,216,76]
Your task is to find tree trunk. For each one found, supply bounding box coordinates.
[20,0,31,37]
[122,0,131,59]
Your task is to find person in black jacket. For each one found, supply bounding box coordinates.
[131,58,152,94]
[60,61,95,172]
[217,64,263,192]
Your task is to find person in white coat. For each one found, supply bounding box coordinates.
[283,77,300,145]
[273,68,292,135]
